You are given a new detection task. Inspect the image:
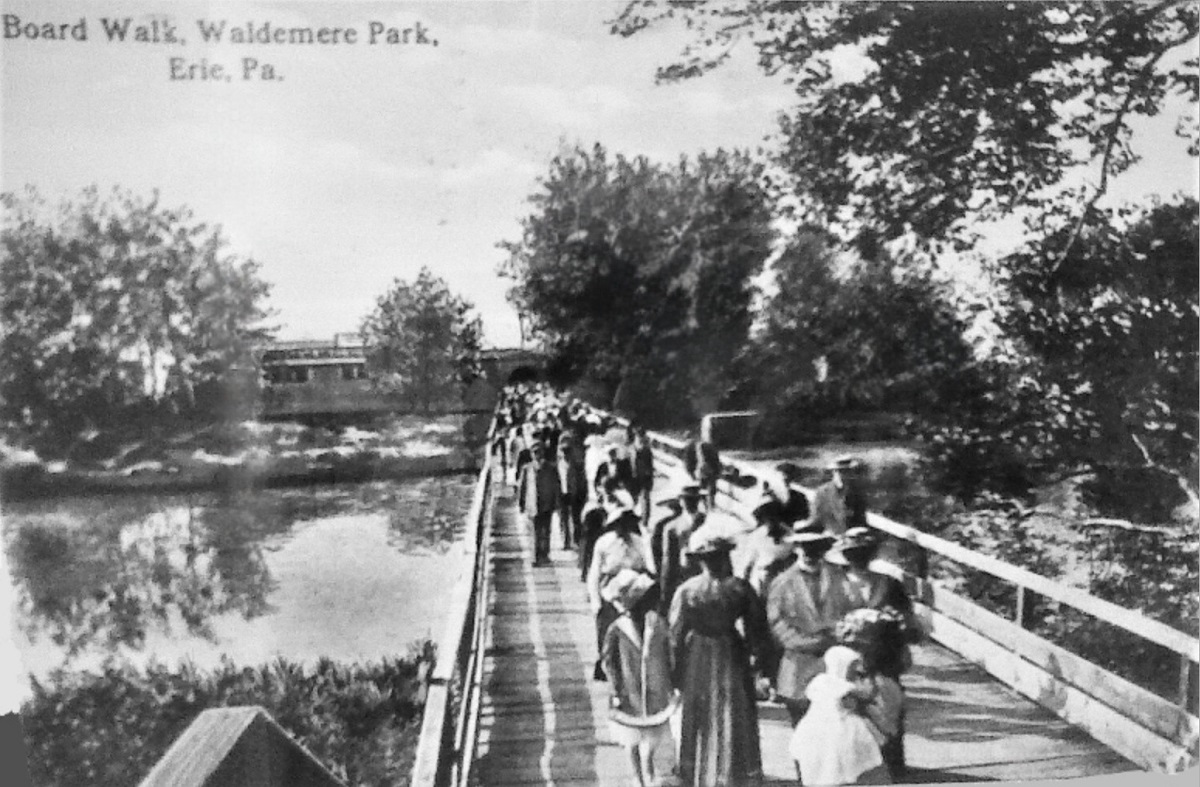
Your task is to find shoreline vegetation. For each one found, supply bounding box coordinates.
[0,414,485,503]
[19,644,436,787]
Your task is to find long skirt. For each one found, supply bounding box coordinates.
[677,631,762,787]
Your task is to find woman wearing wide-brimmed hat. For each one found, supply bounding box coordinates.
[601,568,678,787]
[828,526,921,780]
[669,529,770,787]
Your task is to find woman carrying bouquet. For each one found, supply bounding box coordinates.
[830,527,922,779]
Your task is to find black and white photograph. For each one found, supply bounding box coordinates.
[1,1,1197,785]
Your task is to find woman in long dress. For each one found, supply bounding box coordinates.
[669,530,770,787]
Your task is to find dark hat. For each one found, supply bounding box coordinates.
[604,506,639,528]
[751,489,784,520]
[685,529,736,557]
[787,530,837,548]
[838,526,878,550]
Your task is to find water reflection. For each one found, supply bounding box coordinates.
[4,475,475,676]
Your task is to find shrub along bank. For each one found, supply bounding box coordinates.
[20,644,434,787]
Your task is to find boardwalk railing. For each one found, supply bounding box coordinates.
[411,414,497,787]
[626,418,1198,774]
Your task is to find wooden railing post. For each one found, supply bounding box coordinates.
[1180,653,1193,710]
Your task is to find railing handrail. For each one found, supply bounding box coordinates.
[410,410,497,787]
[861,508,1200,661]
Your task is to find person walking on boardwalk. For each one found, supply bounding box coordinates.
[669,529,769,787]
[683,429,721,511]
[601,568,679,787]
[595,443,636,500]
[769,530,849,726]
[651,484,703,574]
[588,506,654,681]
[518,441,560,567]
[829,527,921,780]
[803,456,869,536]
[740,483,798,601]
[556,431,587,550]
[579,476,634,581]
[738,484,797,698]
[789,645,892,786]
[657,486,706,615]
[629,424,656,527]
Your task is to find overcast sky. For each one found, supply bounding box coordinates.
[3,0,1196,349]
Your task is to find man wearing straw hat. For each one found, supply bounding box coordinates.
[768,528,852,725]
[804,455,869,536]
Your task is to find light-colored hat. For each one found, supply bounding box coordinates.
[827,456,864,473]
[685,528,736,557]
[601,568,655,609]
[607,489,635,510]
[820,645,865,696]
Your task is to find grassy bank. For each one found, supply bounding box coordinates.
[19,644,434,787]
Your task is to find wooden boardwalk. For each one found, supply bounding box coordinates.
[470,474,1136,785]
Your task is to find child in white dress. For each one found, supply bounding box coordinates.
[790,645,891,785]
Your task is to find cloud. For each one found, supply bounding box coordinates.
[499,81,636,129]
[438,147,541,188]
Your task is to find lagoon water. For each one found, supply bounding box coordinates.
[2,475,475,695]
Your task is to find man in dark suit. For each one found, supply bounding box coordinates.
[519,441,561,566]
[683,429,721,510]
[804,456,868,535]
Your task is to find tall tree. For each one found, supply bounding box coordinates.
[359,267,482,414]
[743,229,978,442]
[1,186,273,451]
[498,143,775,423]
[614,1,1199,255]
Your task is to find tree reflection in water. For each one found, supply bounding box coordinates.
[5,475,476,669]
[6,490,289,661]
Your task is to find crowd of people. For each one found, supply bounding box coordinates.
[494,384,922,787]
